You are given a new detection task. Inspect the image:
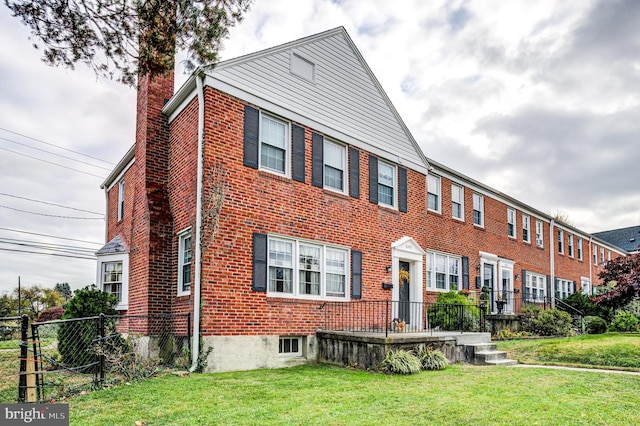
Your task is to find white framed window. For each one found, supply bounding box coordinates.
[581,277,592,295]
[522,214,531,243]
[268,236,349,300]
[558,229,564,254]
[536,219,544,248]
[324,139,347,193]
[177,229,192,296]
[451,184,464,220]
[577,237,583,260]
[593,244,598,265]
[378,160,396,208]
[426,251,461,292]
[600,247,605,264]
[525,272,546,303]
[507,208,516,238]
[567,234,574,258]
[556,278,574,300]
[117,180,125,221]
[473,193,484,227]
[260,114,289,175]
[279,336,302,357]
[607,250,611,261]
[96,253,129,310]
[427,174,441,213]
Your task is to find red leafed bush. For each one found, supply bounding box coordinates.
[36,306,64,322]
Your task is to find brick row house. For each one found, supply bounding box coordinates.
[96,28,626,371]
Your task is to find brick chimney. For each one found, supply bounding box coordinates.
[129,70,175,316]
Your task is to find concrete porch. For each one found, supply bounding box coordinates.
[317,330,515,370]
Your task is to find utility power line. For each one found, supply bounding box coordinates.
[0,204,105,220]
[0,227,103,245]
[0,192,104,215]
[0,247,95,260]
[0,238,97,254]
[0,126,116,165]
[0,136,113,171]
[0,147,106,179]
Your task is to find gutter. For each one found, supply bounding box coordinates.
[190,69,205,371]
[588,237,593,293]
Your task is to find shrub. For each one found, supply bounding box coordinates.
[36,306,64,322]
[609,311,639,332]
[378,350,421,375]
[522,309,573,336]
[417,347,448,371]
[584,316,607,334]
[58,285,119,369]
[428,291,480,331]
[560,293,612,322]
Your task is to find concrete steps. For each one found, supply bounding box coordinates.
[465,343,517,366]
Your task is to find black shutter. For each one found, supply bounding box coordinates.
[243,105,259,169]
[546,275,551,303]
[252,233,267,292]
[292,125,305,182]
[521,269,527,301]
[349,147,360,198]
[573,280,577,295]
[398,166,407,212]
[368,155,378,204]
[554,278,559,299]
[462,256,469,290]
[312,132,323,188]
[351,250,362,299]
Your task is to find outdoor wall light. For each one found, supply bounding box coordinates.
[475,264,481,273]
[385,265,392,273]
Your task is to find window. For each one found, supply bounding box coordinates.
[473,193,484,227]
[567,234,574,258]
[556,278,574,300]
[507,208,516,238]
[268,237,348,299]
[378,161,396,207]
[279,336,302,357]
[451,184,464,220]
[260,114,288,175]
[600,247,605,264]
[581,277,591,295]
[593,244,598,265]
[525,272,546,303]
[607,250,611,261]
[577,237,583,260]
[427,174,441,213]
[558,229,564,254]
[522,214,531,243]
[324,139,347,192]
[536,219,544,248]
[117,180,125,221]
[178,230,192,295]
[102,261,123,302]
[426,252,461,292]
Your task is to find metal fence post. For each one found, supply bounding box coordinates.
[99,314,106,384]
[385,300,389,338]
[18,315,29,402]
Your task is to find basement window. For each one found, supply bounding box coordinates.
[279,336,302,357]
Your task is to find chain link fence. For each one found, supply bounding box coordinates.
[0,313,191,403]
[0,317,21,403]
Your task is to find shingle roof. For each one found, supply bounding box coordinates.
[96,235,128,255]
[592,226,640,253]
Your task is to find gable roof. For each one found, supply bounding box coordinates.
[165,27,428,174]
[96,234,129,256]
[593,226,640,253]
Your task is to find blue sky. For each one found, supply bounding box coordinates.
[0,0,638,294]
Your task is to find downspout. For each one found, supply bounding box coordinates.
[549,219,555,308]
[588,237,593,294]
[191,70,205,371]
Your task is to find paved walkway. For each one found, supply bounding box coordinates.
[513,364,640,376]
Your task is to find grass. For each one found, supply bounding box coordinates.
[495,333,640,370]
[67,363,640,425]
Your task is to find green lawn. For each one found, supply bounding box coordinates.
[67,363,640,425]
[495,333,640,370]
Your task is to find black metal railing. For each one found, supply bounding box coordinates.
[319,300,487,337]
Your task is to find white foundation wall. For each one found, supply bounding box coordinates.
[202,335,317,372]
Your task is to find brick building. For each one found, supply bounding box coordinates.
[97,28,626,371]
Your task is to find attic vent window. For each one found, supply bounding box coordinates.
[291,52,316,83]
